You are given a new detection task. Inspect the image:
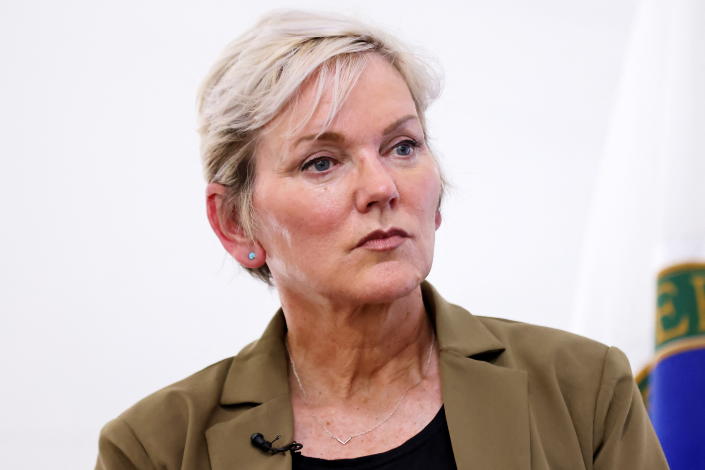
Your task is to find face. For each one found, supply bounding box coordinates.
[251,54,442,305]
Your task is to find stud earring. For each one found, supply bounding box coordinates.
[248,252,256,260]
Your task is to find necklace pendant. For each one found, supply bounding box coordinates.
[335,436,352,445]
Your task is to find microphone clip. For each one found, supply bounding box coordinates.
[250,433,303,455]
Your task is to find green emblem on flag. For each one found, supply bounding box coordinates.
[656,263,705,349]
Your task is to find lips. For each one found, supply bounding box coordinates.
[355,228,410,249]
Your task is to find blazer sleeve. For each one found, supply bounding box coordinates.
[592,346,670,469]
[95,417,155,470]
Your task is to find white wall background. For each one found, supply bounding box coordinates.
[0,0,641,468]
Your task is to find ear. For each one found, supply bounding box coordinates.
[206,183,266,268]
[435,209,442,230]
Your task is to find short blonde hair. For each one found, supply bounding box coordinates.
[197,10,442,284]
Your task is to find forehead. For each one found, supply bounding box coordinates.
[261,54,419,147]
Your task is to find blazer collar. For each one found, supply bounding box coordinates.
[220,311,290,405]
[206,281,530,470]
[420,281,505,357]
[206,312,294,470]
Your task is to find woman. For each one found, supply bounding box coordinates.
[96,10,669,470]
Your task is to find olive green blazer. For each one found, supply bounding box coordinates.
[96,282,669,469]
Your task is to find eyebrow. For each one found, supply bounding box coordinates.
[293,114,419,148]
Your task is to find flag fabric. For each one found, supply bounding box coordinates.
[572,1,705,468]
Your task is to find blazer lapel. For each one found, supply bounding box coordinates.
[206,311,295,470]
[423,283,531,470]
[206,395,294,470]
[440,352,530,470]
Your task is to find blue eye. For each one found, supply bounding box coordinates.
[394,140,418,156]
[302,156,334,172]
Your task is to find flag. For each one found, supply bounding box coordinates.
[638,264,705,468]
[572,0,705,468]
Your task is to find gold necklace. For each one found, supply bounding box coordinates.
[286,333,435,445]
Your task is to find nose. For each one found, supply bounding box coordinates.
[353,154,400,212]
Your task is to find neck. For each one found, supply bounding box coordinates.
[280,284,433,404]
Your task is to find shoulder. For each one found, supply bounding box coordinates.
[426,281,629,383]
[468,316,668,468]
[97,356,236,468]
[475,315,638,447]
[477,315,614,368]
[475,315,632,391]
[116,356,234,429]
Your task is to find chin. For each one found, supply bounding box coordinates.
[347,263,428,304]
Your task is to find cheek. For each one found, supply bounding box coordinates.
[406,168,442,222]
[404,169,442,265]
[257,184,349,251]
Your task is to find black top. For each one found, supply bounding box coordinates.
[291,407,457,470]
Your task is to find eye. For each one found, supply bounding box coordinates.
[301,156,336,173]
[393,139,419,157]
